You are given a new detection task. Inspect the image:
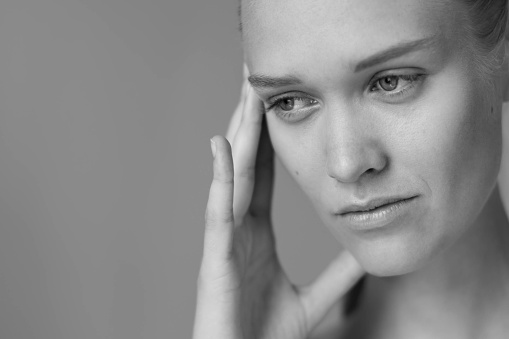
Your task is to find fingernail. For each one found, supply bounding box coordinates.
[210,138,217,158]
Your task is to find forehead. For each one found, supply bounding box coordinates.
[242,0,462,72]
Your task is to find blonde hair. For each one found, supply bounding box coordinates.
[461,0,508,90]
[463,0,507,51]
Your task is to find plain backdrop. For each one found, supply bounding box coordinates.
[0,1,341,338]
[1,1,508,339]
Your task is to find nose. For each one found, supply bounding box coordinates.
[324,109,388,184]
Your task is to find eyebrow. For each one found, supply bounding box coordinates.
[248,36,439,89]
[354,35,438,72]
[248,74,302,89]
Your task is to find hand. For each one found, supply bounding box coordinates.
[193,65,365,339]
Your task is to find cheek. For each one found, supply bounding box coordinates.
[266,115,324,195]
[406,74,502,239]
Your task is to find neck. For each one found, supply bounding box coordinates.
[355,185,509,338]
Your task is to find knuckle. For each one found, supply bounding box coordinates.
[213,168,234,185]
[213,175,234,185]
[205,210,234,228]
[217,213,235,225]
[196,266,240,295]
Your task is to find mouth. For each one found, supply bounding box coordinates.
[335,196,420,231]
[337,196,418,215]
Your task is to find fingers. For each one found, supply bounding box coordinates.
[299,251,366,330]
[195,137,242,339]
[249,115,275,218]
[203,136,235,263]
[231,86,266,222]
[223,62,274,223]
[225,64,250,142]
[225,82,246,142]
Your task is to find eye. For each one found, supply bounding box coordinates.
[265,95,319,122]
[370,73,425,99]
[279,97,297,111]
[274,97,317,112]
[379,76,399,91]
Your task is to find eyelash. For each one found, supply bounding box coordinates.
[369,73,425,97]
[264,96,318,120]
[264,73,426,121]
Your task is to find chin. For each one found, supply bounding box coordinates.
[358,254,425,277]
[347,236,438,277]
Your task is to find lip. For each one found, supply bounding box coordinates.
[336,196,419,231]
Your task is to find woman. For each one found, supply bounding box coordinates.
[194,0,509,338]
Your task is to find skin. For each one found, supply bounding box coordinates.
[243,0,504,276]
[194,0,509,338]
[194,69,365,339]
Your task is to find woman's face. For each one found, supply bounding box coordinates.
[242,0,504,276]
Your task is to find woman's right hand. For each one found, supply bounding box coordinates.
[192,66,366,339]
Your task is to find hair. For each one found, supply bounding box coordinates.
[461,0,508,89]
[463,0,508,51]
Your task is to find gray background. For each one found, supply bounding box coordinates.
[0,1,341,338]
[1,1,508,339]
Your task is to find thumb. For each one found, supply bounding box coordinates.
[298,251,365,330]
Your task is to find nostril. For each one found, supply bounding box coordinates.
[325,148,388,183]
